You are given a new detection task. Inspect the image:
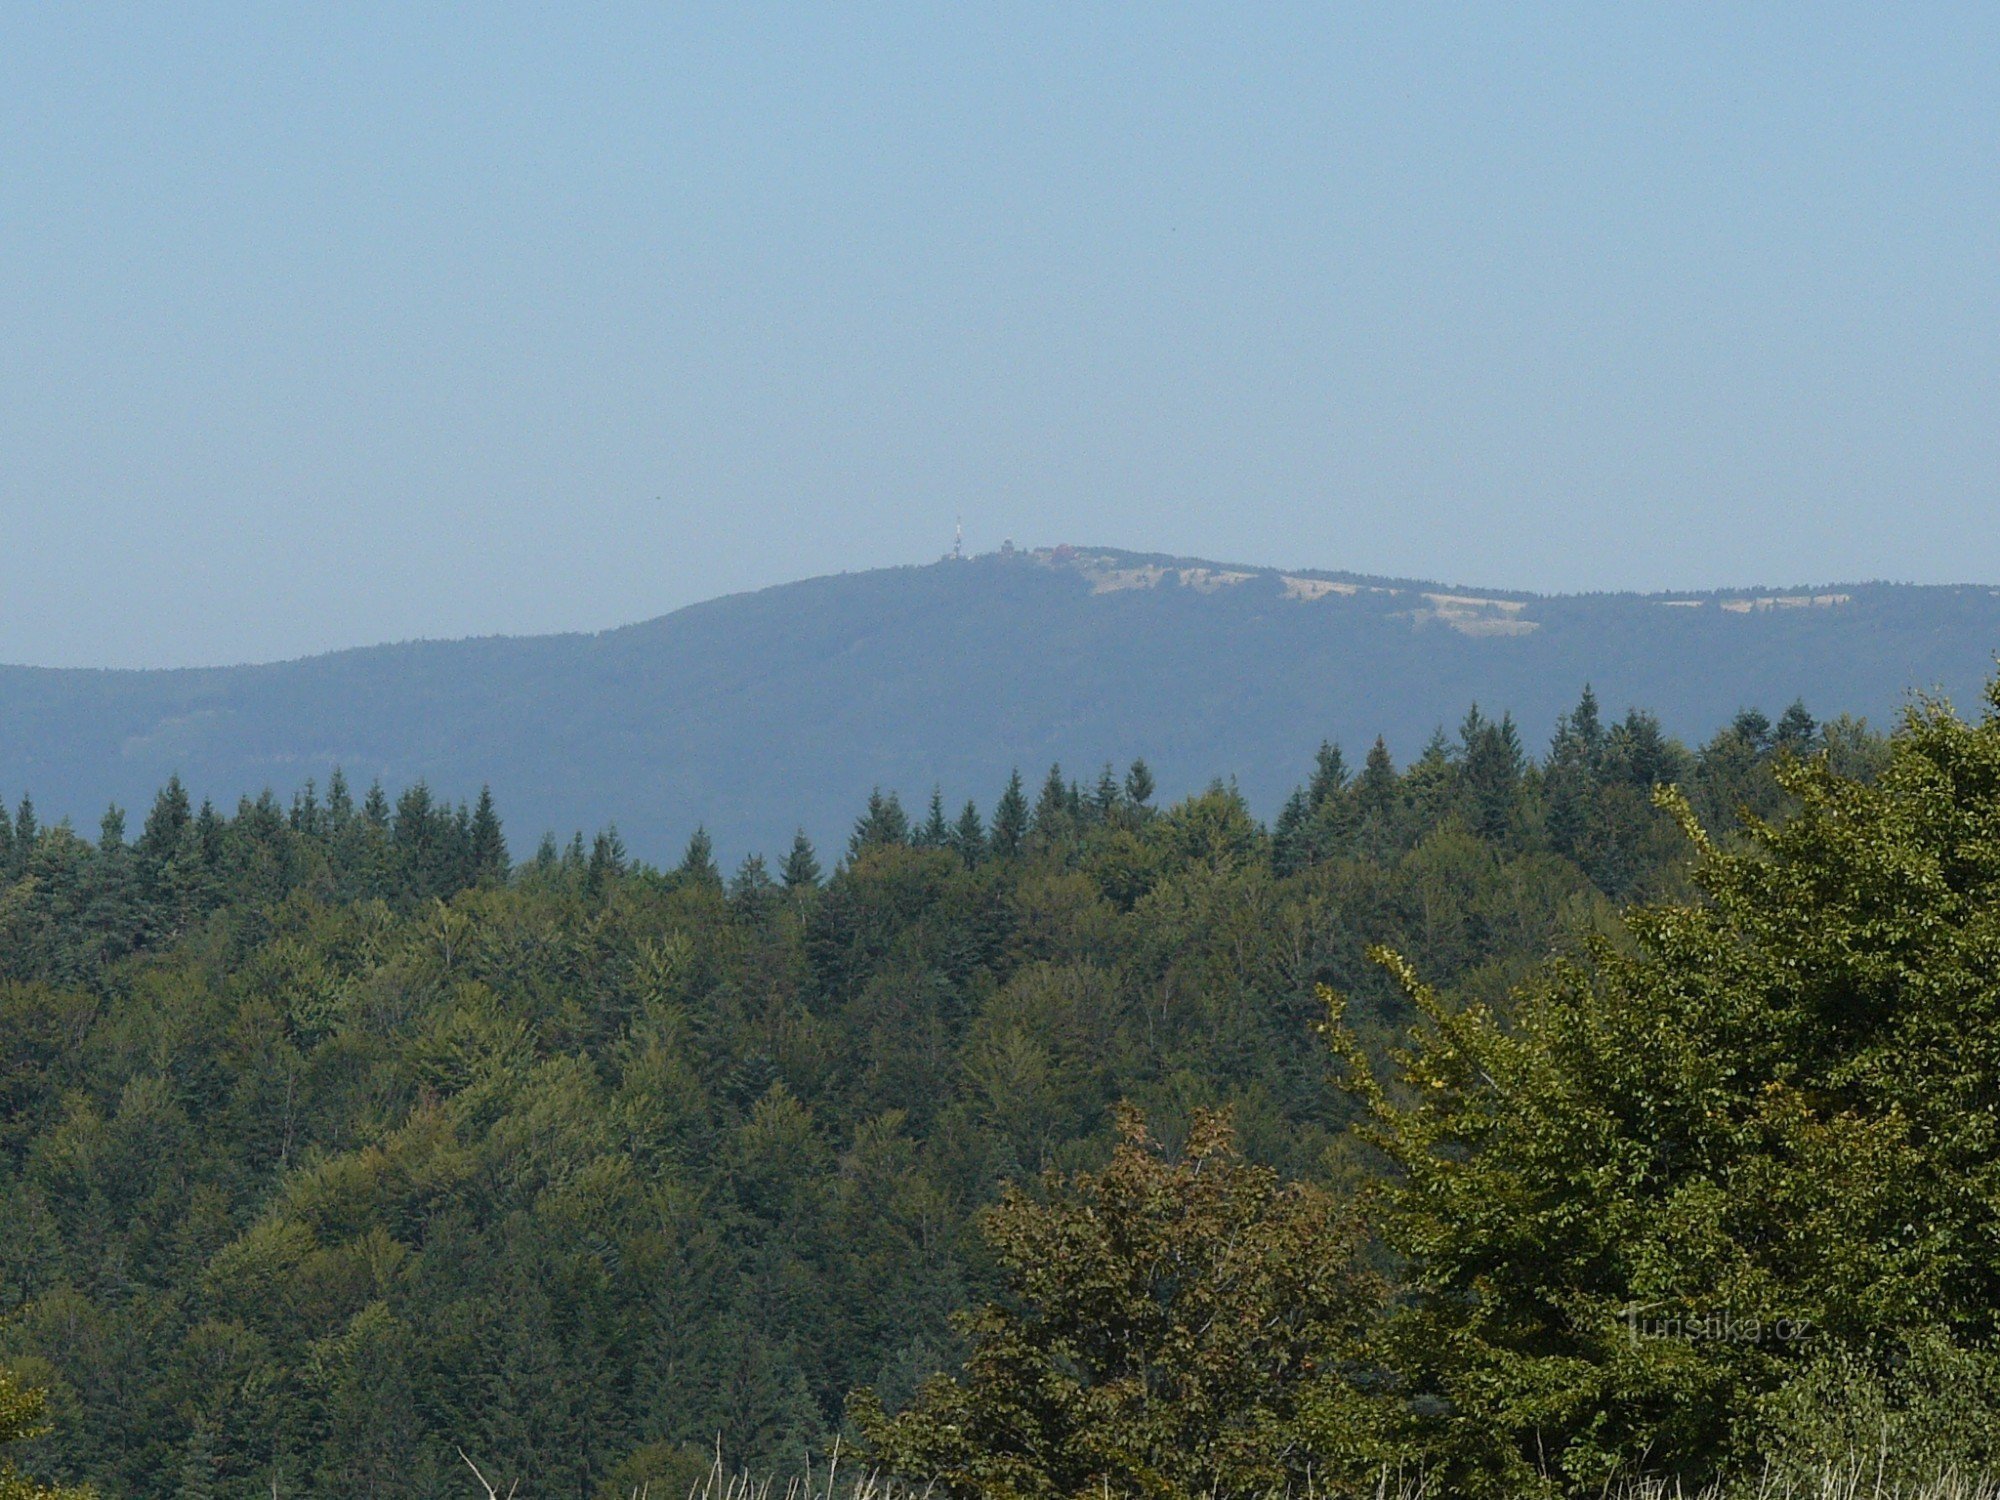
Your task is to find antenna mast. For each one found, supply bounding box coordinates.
[954,516,964,560]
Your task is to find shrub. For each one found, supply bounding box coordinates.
[853,1106,1379,1499]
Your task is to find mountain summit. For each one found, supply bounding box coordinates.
[4,546,1995,860]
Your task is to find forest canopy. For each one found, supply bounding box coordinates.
[7,684,1979,1499]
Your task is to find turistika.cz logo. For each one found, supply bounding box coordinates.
[1622,1305,1812,1346]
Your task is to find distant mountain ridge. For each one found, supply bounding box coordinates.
[4,545,1997,861]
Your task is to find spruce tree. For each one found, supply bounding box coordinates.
[781,830,821,889]
[677,825,719,886]
[730,853,777,908]
[140,776,191,864]
[1546,689,1603,860]
[1271,787,1312,878]
[1732,706,1775,752]
[470,785,508,884]
[849,789,911,858]
[1459,705,1524,841]
[1571,682,1606,757]
[189,798,218,852]
[1306,741,1347,807]
[918,787,950,848]
[1775,699,1818,751]
[1606,708,1687,789]
[1032,763,1070,839]
[325,766,354,825]
[1355,736,1397,816]
[448,801,476,889]
[589,826,630,893]
[1123,758,1155,807]
[951,800,986,865]
[1091,763,1121,822]
[990,770,1029,858]
[174,1421,217,1500]
[392,782,450,897]
[290,779,322,836]
[14,796,37,850]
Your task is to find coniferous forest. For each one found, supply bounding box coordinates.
[14,685,2000,1498]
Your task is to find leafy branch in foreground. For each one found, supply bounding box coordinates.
[853,1106,1380,1500]
[1328,688,2000,1494]
[0,1372,90,1500]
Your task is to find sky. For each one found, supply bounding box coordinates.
[3,6,1996,668]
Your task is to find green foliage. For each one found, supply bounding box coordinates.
[1755,1333,2000,1491]
[1328,689,1997,1493]
[854,1107,1377,1500]
[0,1370,92,1500]
[0,689,1845,1496]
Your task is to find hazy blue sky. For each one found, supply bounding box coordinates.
[4,6,1995,667]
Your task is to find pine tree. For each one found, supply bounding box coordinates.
[98,804,126,850]
[990,770,1029,858]
[781,830,821,889]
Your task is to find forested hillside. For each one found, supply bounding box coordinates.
[4,546,1995,860]
[0,688,1887,1497]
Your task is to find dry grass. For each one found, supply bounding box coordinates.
[1619,1470,2000,1500]
[456,1445,1997,1500]
[607,1442,922,1500]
